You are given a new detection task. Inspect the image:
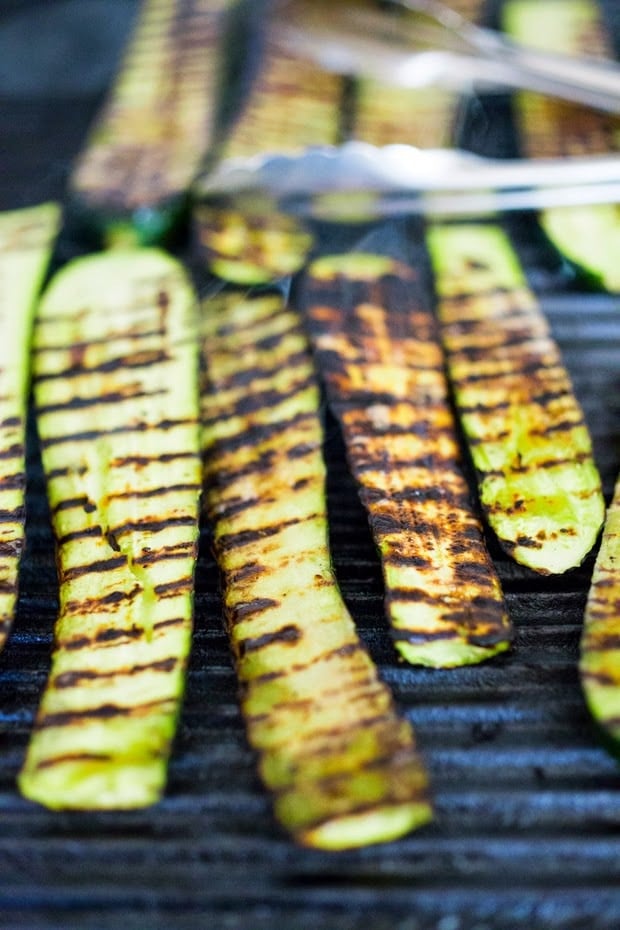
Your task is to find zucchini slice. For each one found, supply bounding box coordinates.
[0,202,60,651]
[18,248,201,810]
[580,472,620,745]
[69,0,232,247]
[199,288,432,849]
[300,251,511,668]
[193,27,343,284]
[426,222,605,574]
[502,0,620,291]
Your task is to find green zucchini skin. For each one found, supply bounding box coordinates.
[502,0,620,292]
[199,288,432,850]
[580,473,620,746]
[18,248,201,810]
[69,0,233,247]
[0,203,60,650]
[426,222,605,575]
[300,251,512,668]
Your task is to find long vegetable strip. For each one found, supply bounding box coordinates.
[502,0,620,291]
[0,203,60,651]
[70,0,232,246]
[18,249,201,810]
[300,251,512,667]
[580,473,620,744]
[193,27,343,284]
[426,222,605,574]
[199,289,431,849]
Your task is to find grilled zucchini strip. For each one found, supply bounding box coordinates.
[580,473,620,744]
[502,0,620,291]
[0,203,60,651]
[300,252,511,667]
[426,222,605,574]
[18,249,201,810]
[70,0,232,246]
[199,288,431,849]
[193,29,343,284]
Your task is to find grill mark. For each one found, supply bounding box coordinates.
[64,584,142,615]
[133,542,196,566]
[0,416,21,429]
[211,374,316,421]
[238,624,302,657]
[107,481,200,501]
[0,472,25,492]
[216,514,313,552]
[33,327,167,356]
[52,495,96,514]
[206,449,277,487]
[34,697,175,730]
[53,656,179,688]
[216,350,310,390]
[57,525,103,546]
[204,411,314,457]
[39,417,196,449]
[108,514,197,537]
[153,578,193,598]
[112,451,198,468]
[37,387,166,416]
[453,360,563,385]
[47,465,88,480]
[62,555,127,581]
[60,623,144,651]
[35,349,171,383]
[34,752,112,771]
[0,505,25,524]
[582,633,620,652]
[0,443,22,461]
[229,597,280,625]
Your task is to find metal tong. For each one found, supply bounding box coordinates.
[272,0,620,114]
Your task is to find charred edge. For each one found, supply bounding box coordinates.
[35,349,171,383]
[34,697,175,730]
[53,657,179,689]
[47,465,88,480]
[62,555,127,581]
[39,417,197,449]
[0,416,21,429]
[216,514,314,552]
[204,411,314,457]
[36,387,166,416]
[238,624,302,657]
[52,495,96,514]
[228,597,280,625]
[226,560,265,586]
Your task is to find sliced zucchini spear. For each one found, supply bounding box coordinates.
[580,472,620,745]
[192,26,343,284]
[426,222,605,575]
[199,288,431,849]
[18,248,201,810]
[502,0,620,291]
[300,251,511,668]
[70,0,232,247]
[0,203,60,651]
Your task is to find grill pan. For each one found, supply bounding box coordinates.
[0,1,619,928]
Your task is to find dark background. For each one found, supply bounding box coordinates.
[0,2,619,928]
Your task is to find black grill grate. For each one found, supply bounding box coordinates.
[0,2,619,928]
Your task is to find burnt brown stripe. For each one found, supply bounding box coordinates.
[215,350,311,391]
[36,387,166,416]
[33,327,166,355]
[57,525,103,546]
[109,514,197,536]
[40,417,197,449]
[0,443,22,461]
[216,514,315,552]
[64,584,142,615]
[34,697,175,730]
[52,495,96,514]
[245,641,366,688]
[34,752,112,771]
[203,411,314,457]
[35,349,171,382]
[133,542,196,566]
[108,482,200,501]
[62,555,127,581]
[238,624,302,657]
[53,656,178,688]
[0,416,21,429]
[0,472,25,491]
[0,506,25,524]
[112,451,198,468]
[454,360,563,385]
[153,578,193,598]
[228,597,280,626]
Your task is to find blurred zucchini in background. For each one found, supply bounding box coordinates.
[199,287,432,849]
[18,248,201,809]
[0,202,60,651]
[193,18,345,284]
[502,0,620,291]
[300,250,512,668]
[580,472,620,746]
[426,222,605,574]
[69,0,233,248]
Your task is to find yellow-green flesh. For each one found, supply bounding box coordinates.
[502,0,620,291]
[18,248,201,809]
[302,252,511,667]
[580,473,620,743]
[199,289,432,849]
[426,223,605,574]
[0,203,60,650]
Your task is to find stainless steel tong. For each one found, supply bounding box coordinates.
[272,0,620,113]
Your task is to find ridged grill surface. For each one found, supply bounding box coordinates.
[0,1,619,928]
